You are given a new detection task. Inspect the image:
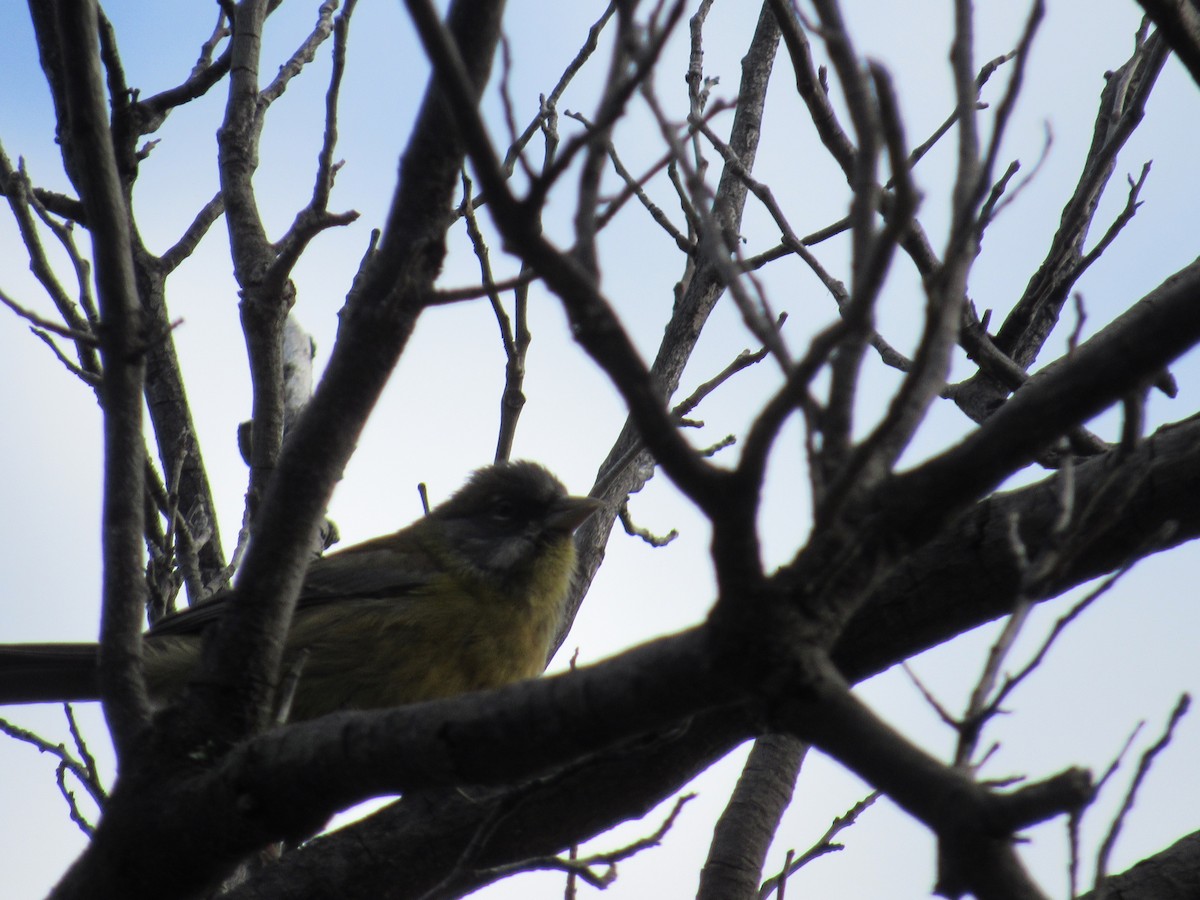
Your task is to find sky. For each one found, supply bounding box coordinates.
[1,1,1199,898]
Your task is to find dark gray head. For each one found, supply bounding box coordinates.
[432,461,603,581]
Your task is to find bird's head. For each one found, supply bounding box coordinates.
[430,461,603,587]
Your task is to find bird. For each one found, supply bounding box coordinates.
[0,461,603,722]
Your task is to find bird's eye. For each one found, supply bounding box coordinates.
[492,498,516,521]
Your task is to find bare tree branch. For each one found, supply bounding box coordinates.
[50,0,151,752]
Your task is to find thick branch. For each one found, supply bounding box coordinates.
[885,257,1200,540]
[188,0,507,739]
[1077,829,1200,900]
[570,1,783,645]
[51,0,150,753]
[402,0,727,513]
[224,412,1200,899]
[697,735,805,900]
[1135,0,1200,88]
[52,3,509,897]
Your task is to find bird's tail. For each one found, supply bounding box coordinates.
[0,644,100,706]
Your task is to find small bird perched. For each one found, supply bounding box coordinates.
[0,461,602,722]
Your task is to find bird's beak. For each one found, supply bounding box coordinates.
[548,495,605,533]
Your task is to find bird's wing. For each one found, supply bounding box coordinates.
[147,531,442,638]
[293,534,441,603]
[146,591,232,636]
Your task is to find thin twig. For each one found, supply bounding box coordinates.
[429,272,536,304]
[0,712,107,834]
[758,791,881,898]
[501,1,618,177]
[1092,694,1190,898]
[568,110,692,253]
[618,502,678,547]
[0,287,98,344]
[642,82,790,369]
[480,793,696,887]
